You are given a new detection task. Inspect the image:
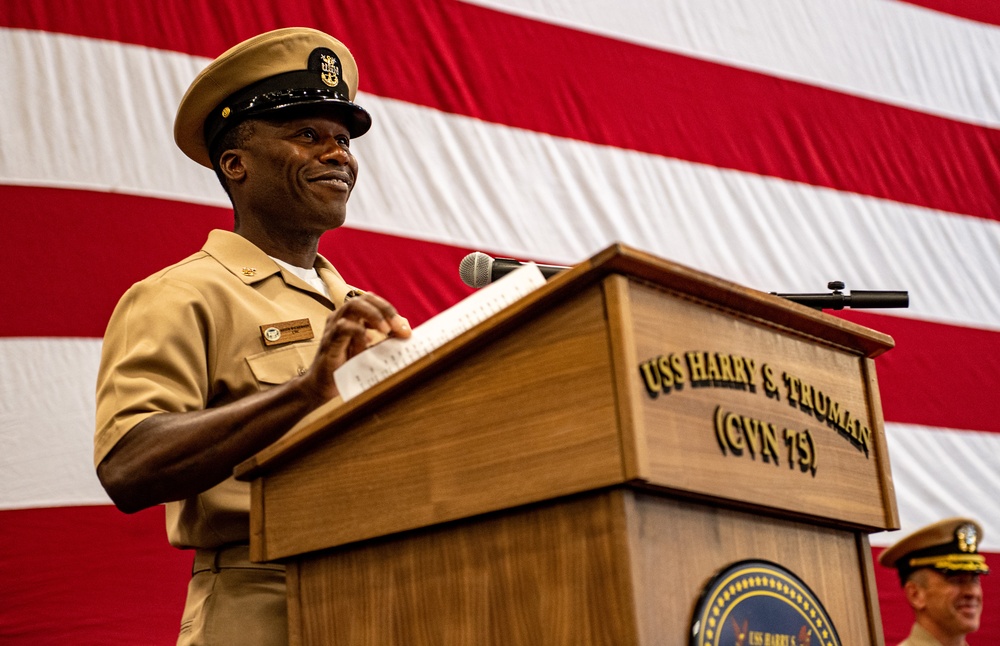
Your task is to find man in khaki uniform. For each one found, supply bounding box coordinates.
[94,27,411,646]
[878,517,990,646]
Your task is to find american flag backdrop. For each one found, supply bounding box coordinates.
[2,0,999,643]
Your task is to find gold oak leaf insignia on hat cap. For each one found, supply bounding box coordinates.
[957,522,979,553]
[878,517,990,585]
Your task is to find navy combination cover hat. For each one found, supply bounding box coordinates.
[878,517,990,586]
[173,27,372,169]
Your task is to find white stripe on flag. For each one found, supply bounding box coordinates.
[0,338,110,510]
[871,422,1000,552]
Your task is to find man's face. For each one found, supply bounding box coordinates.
[232,110,359,235]
[909,570,983,639]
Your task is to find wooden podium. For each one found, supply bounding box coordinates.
[235,244,899,646]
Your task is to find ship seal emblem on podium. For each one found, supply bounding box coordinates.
[690,559,841,646]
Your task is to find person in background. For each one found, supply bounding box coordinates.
[879,517,989,646]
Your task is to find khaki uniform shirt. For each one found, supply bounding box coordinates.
[897,623,969,646]
[95,229,356,549]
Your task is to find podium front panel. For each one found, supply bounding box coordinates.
[285,489,883,645]
[614,277,895,530]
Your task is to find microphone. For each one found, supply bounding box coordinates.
[459,252,569,288]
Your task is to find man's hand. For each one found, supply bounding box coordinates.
[299,292,412,404]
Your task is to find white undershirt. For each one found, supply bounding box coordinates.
[269,256,331,299]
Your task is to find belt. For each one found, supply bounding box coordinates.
[192,544,285,575]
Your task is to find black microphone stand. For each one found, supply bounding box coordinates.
[771,281,909,311]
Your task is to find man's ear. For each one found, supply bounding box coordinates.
[219,149,247,184]
[904,579,926,611]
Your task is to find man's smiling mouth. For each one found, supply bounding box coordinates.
[309,173,352,189]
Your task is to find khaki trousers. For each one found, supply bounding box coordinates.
[177,544,288,646]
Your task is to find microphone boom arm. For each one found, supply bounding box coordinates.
[771,282,908,311]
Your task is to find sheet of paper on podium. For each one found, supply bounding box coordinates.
[334,263,547,401]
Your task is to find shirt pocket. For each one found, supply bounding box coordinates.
[245,342,318,390]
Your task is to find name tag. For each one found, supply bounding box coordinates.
[259,318,314,346]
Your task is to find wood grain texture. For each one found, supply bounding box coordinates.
[602,274,647,481]
[856,532,887,645]
[287,489,883,645]
[594,245,894,358]
[863,357,900,529]
[291,491,641,646]
[253,285,627,561]
[624,280,895,530]
[622,491,884,646]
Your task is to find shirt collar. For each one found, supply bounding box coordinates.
[202,229,281,285]
[201,229,350,303]
[908,623,969,646]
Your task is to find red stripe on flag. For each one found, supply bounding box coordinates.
[0,505,190,645]
[6,185,1000,435]
[2,185,474,339]
[4,0,1000,222]
[899,0,1000,26]
[839,311,1000,435]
